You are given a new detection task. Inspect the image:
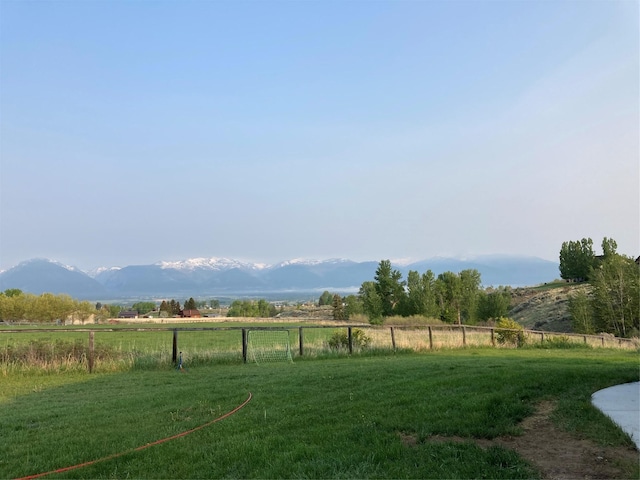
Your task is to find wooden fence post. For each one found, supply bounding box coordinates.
[540,332,545,344]
[428,326,433,350]
[462,326,466,347]
[242,329,247,363]
[390,327,396,350]
[347,327,353,354]
[299,327,304,357]
[172,329,178,364]
[601,336,605,347]
[490,328,495,347]
[88,331,95,373]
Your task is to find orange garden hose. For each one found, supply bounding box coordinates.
[15,392,253,480]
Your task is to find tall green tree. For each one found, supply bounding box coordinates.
[601,237,618,258]
[332,294,347,320]
[344,294,363,318]
[568,289,595,334]
[460,269,482,324]
[318,291,333,306]
[421,270,440,318]
[359,281,383,323]
[559,238,595,281]
[435,271,463,324]
[403,270,424,316]
[169,300,181,316]
[477,287,511,321]
[590,254,639,337]
[184,297,197,310]
[374,260,406,317]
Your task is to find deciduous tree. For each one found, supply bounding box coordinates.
[435,271,463,324]
[318,291,333,306]
[590,254,639,337]
[477,287,512,321]
[359,281,383,323]
[559,238,595,281]
[568,289,594,334]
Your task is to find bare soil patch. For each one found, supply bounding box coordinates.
[402,401,638,479]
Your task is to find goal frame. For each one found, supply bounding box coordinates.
[244,329,294,364]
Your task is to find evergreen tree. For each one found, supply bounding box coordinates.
[332,294,347,320]
[373,260,406,317]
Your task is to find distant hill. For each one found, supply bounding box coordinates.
[0,255,560,300]
[402,255,560,287]
[0,259,108,299]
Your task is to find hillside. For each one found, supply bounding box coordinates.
[275,284,584,334]
[508,283,587,333]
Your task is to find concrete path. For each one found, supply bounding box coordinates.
[592,382,640,450]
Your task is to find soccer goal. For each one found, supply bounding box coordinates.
[246,329,293,364]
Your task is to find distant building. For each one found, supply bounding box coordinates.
[181,309,202,318]
[118,310,138,319]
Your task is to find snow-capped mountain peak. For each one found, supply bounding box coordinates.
[274,258,352,268]
[157,257,269,272]
[87,266,122,278]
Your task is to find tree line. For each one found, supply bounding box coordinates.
[559,237,619,281]
[362,260,512,324]
[321,260,511,324]
[0,290,95,323]
[227,299,277,318]
[565,237,639,338]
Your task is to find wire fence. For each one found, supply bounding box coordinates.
[0,324,637,373]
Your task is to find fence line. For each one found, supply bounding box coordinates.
[0,324,636,372]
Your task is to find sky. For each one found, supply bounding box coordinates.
[0,0,638,272]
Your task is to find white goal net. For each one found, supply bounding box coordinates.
[246,329,293,364]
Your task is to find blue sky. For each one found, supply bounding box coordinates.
[1,0,638,272]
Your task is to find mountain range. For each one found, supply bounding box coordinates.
[0,256,560,300]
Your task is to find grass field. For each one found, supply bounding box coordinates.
[1,347,638,479]
[1,322,635,375]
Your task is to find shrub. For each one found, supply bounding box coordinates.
[534,336,591,350]
[327,328,371,350]
[495,317,525,347]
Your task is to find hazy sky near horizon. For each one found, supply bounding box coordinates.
[1,1,638,272]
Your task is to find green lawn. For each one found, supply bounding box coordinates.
[1,348,638,479]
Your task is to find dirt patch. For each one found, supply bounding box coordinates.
[406,401,638,479]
